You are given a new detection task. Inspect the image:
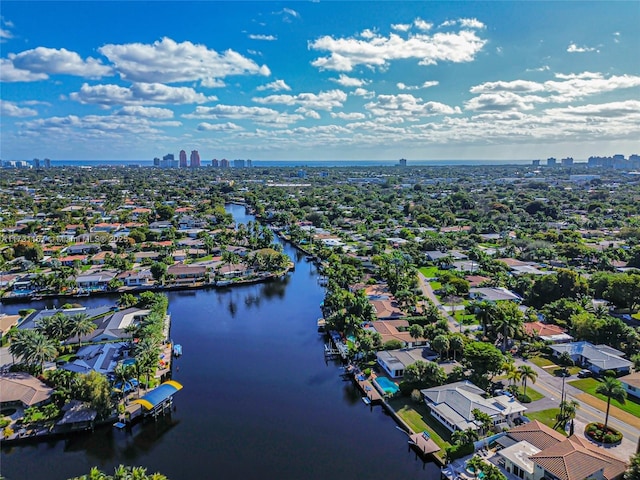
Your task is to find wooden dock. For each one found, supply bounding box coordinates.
[353,372,383,403]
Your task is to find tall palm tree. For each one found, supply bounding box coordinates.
[503,361,521,387]
[13,330,58,373]
[518,365,538,397]
[36,312,72,342]
[492,301,524,351]
[449,334,465,362]
[595,377,626,436]
[69,313,96,347]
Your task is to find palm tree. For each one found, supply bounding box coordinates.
[518,365,538,397]
[408,324,424,346]
[68,313,96,347]
[432,334,450,360]
[36,312,72,342]
[503,361,521,388]
[595,376,626,437]
[449,334,465,362]
[492,301,524,351]
[12,329,58,373]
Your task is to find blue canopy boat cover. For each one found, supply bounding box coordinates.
[132,380,183,410]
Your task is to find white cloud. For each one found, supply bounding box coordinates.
[1,16,14,41]
[0,58,49,82]
[201,77,226,88]
[330,111,366,120]
[352,88,375,98]
[459,18,485,29]
[366,93,461,117]
[397,80,439,90]
[6,47,112,79]
[391,23,411,32]
[248,34,277,41]
[465,92,544,111]
[296,107,321,119]
[470,80,545,94]
[414,18,433,31]
[256,79,291,91]
[116,106,174,119]
[309,27,486,71]
[70,82,215,106]
[545,100,640,118]
[613,32,620,44]
[0,99,38,117]
[197,122,244,131]
[331,74,367,87]
[99,37,270,85]
[183,104,303,125]
[567,43,598,53]
[252,89,347,111]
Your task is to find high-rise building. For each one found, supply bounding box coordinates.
[399,158,407,167]
[246,159,252,168]
[161,153,177,168]
[233,159,245,168]
[212,158,219,167]
[532,159,541,167]
[153,157,160,167]
[190,150,201,168]
[32,158,40,168]
[547,157,557,167]
[561,157,574,167]
[43,158,51,168]
[179,150,188,168]
[220,158,230,168]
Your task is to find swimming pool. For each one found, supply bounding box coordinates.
[374,376,399,395]
[122,358,136,367]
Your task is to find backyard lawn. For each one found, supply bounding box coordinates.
[389,398,451,449]
[521,387,544,402]
[569,378,640,418]
[528,355,556,369]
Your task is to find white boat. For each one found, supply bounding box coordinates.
[173,344,183,357]
[361,396,371,405]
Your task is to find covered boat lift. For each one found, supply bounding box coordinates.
[131,380,183,420]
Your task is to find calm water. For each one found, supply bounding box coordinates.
[0,204,439,479]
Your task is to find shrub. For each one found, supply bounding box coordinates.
[399,381,420,396]
[517,394,532,403]
[0,417,10,428]
[363,368,371,377]
[445,442,475,461]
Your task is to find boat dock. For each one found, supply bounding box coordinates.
[346,365,383,404]
[326,330,349,360]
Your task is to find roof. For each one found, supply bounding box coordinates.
[530,435,627,480]
[507,419,566,450]
[498,440,540,474]
[524,322,568,338]
[620,371,640,389]
[421,381,526,430]
[550,342,631,371]
[0,372,54,406]
[132,380,183,410]
[56,400,97,425]
[469,287,521,302]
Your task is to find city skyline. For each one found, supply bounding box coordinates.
[0,1,638,162]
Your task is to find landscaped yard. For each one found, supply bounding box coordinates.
[419,266,441,279]
[525,408,566,435]
[528,355,556,369]
[569,378,640,418]
[388,397,451,449]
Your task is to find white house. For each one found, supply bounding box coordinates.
[421,380,526,433]
[619,371,640,400]
[550,342,632,375]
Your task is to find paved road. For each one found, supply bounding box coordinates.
[418,272,474,334]
[515,357,639,459]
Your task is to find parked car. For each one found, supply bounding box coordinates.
[578,369,592,378]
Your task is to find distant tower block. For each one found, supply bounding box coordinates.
[190,150,201,168]
[399,158,407,167]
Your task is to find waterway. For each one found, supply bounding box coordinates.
[0,204,440,479]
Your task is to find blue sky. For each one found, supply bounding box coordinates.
[1,1,638,162]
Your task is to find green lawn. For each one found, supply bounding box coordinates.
[528,355,556,369]
[419,266,440,278]
[430,281,442,291]
[569,378,640,417]
[522,387,544,402]
[389,398,451,449]
[633,312,640,321]
[525,408,567,435]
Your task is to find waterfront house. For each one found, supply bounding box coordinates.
[421,380,526,433]
[549,341,632,375]
[90,308,150,342]
[0,372,53,408]
[62,342,129,374]
[376,347,438,378]
[370,320,425,347]
[167,264,207,284]
[75,270,118,291]
[117,269,153,287]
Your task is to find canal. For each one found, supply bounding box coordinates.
[0,204,440,479]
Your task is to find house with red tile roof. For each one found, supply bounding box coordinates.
[523,321,573,343]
